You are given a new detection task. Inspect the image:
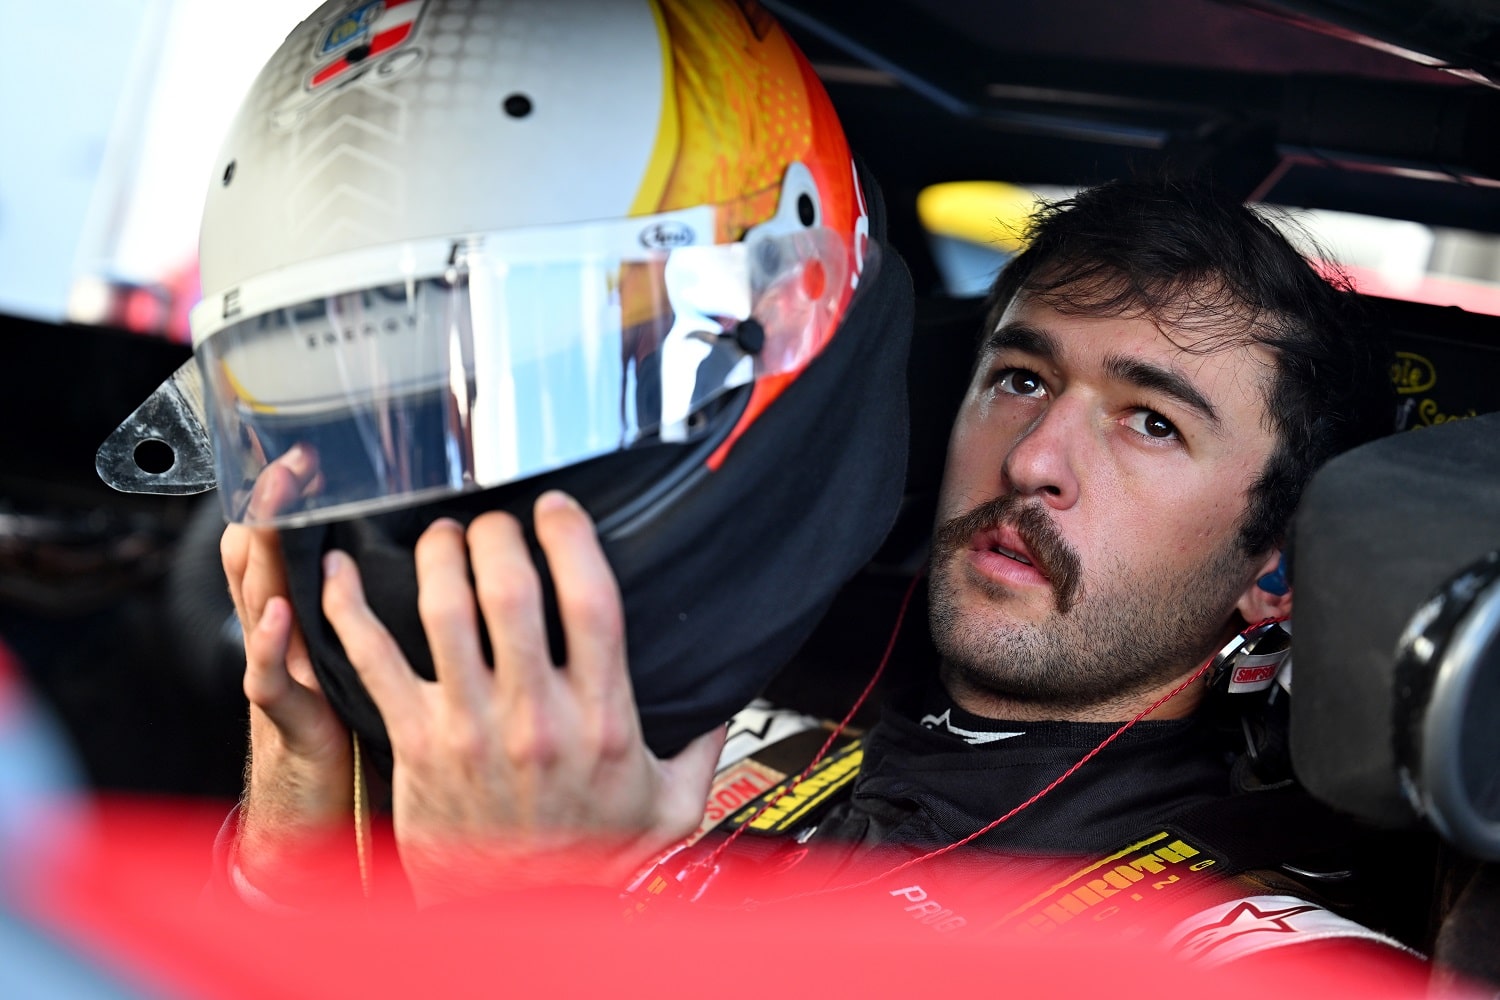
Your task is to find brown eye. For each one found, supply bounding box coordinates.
[1126,409,1179,441]
[996,368,1045,397]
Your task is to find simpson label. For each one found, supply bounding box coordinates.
[690,757,784,843]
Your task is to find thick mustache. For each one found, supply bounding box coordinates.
[935,495,1083,613]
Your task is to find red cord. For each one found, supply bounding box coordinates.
[780,615,1290,900]
[837,651,1216,891]
[678,575,1287,906]
[700,572,926,870]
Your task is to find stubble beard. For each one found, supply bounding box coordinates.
[927,501,1252,714]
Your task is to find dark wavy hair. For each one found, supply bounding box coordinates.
[982,177,1394,555]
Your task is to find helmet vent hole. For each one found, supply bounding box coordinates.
[503,93,534,118]
[797,193,816,226]
[134,439,175,476]
[222,161,236,186]
[345,42,372,64]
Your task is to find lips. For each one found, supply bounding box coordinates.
[965,526,1054,597]
[971,525,1047,580]
[933,494,1083,613]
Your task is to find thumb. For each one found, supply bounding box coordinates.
[658,724,728,833]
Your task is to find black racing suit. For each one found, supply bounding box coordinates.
[813,688,1237,854]
[628,678,1422,972]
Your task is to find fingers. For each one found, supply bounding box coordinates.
[282,626,320,693]
[245,443,322,524]
[653,726,729,847]
[530,492,626,700]
[222,523,251,624]
[321,549,423,731]
[243,596,324,738]
[306,493,712,899]
[413,519,490,708]
[239,591,354,872]
[664,725,727,810]
[466,510,552,706]
[242,594,293,707]
[222,523,290,631]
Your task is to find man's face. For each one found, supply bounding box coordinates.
[928,290,1279,715]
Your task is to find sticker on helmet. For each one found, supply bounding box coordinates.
[639,221,698,250]
[316,1,384,59]
[308,0,426,90]
[270,0,430,131]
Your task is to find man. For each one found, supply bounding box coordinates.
[234,175,1422,973]
[143,0,1410,965]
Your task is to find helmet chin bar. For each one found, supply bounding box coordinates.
[596,387,751,541]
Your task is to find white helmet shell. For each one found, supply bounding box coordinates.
[203,0,669,302]
[99,0,872,530]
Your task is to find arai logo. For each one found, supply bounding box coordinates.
[639,221,696,250]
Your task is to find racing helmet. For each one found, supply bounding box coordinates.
[100,0,914,763]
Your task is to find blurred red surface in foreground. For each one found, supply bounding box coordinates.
[11,796,1454,1000]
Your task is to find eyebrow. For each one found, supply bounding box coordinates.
[1102,353,1222,430]
[980,322,1061,365]
[981,321,1223,430]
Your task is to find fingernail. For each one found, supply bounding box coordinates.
[536,490,580,514]
[323,549,348,577]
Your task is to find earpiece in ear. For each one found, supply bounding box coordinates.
[1257,552,1289,596]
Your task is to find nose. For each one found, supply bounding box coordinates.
[1001,399,1082,510]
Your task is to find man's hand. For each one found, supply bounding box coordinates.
[223,519,356,899]
[319,490,725,907]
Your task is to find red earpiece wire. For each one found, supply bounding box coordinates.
[674,577,1289,905]
[698,572,926,872]
[812,614,1291,897]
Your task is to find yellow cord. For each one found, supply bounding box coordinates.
[353,732,372,898]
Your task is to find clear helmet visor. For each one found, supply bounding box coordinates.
[97,207,861,527]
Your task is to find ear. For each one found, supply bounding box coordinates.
[1237,548,1292,623]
